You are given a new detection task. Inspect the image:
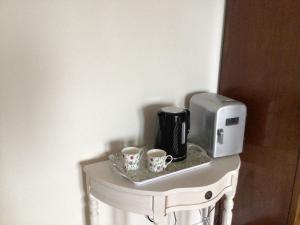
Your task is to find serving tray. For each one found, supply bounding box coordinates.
[108,143,211,185]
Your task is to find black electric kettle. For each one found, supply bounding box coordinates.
[155,106,190,162]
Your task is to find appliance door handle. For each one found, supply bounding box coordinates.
[217,128,224,144]
[181,122,186,144]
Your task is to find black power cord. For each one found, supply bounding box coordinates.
[173,212,177,225]
[208,206,215,216]
[146,207,214,225]
[146,215,154,223]
[146,212,177,225]
[198,206,215,225]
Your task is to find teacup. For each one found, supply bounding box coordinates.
[147,149,173,173]
[121,147,143,171]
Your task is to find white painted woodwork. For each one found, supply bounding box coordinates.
[166,175,231,210]
[153,196,168,225]
[91,180,153,215]
[222,191,235,225]
[89,194,100,225]
[222,172,238,225]
[84,155,240,225]
[209,206,216,225]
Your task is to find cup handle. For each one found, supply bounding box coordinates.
[139,148,145,158]
[164,155,173,168]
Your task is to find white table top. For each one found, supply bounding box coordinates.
[84,155,240,195]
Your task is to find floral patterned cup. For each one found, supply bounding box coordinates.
[147,149,173,173]
[121,147,143,171]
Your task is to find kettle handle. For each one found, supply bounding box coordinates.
[181,108,190,145]
[185,108,190,132]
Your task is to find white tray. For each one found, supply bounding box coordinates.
[108,143,211,185]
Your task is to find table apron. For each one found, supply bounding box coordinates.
[90,180,153,216]
[166,174,233,213]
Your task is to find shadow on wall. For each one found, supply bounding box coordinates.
[138,102,173,148]
[184,91,206,108]
[78,102,173,225]
[79,139,134,225]
[78,92,205,225]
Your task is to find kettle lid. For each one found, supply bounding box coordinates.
[161,106,185,114]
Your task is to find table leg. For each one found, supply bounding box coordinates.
[153,196,168,225]
[89,194,100,225]
[222,191,235,225]
[222,172,238,225]
[209,206,215,225]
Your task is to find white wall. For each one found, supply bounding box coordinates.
[0,0,225,224]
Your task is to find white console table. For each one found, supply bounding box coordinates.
[84,155,240,225]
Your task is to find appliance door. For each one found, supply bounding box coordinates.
[214,105,246,157]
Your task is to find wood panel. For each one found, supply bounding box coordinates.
[292,196,300,225]
[218,0,300,225]
[289,154,300,225]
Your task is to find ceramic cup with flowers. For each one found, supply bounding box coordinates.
[121,147,143,171]
[147,149,173,173]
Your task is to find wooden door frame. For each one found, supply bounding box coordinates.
[289,150,300,225]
